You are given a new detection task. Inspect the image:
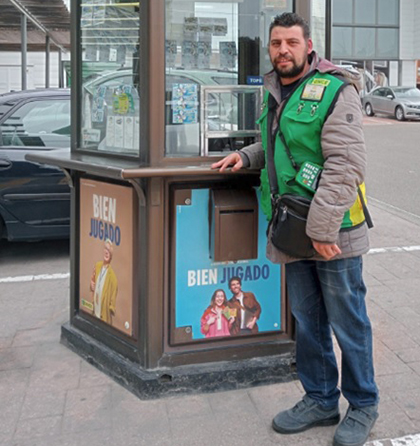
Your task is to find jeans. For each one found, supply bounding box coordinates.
[285,256,379,409]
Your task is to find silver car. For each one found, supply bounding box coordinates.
[362,86,420,121]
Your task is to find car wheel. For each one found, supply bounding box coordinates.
[395,106,405,121]
[365,103,374,116]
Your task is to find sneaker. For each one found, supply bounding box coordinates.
[272,395,340,434]
[333,405,379,446]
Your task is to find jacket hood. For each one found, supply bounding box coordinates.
[310,51,363,92]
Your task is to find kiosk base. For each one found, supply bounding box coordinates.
[61,323,297,400]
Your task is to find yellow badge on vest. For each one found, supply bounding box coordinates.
[301,84,326,102]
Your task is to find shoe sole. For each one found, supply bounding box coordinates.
[272,414,341,434]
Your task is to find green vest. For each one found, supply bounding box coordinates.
[258,71,366,230]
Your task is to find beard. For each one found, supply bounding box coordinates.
[272,56,307,79]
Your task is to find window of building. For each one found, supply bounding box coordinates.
[332,0,399,60]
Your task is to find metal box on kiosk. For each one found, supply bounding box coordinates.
[27,0,298,398]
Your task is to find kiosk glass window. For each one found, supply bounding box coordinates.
[164,0,293,158]
[79,1,140,156]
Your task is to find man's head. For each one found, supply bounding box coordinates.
[103,239,113,264]
[229,276,242,295]
[268,12,313,84]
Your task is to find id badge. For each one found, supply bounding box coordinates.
[295,161,323,193]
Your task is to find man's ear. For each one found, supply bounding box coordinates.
[307,38,313,54]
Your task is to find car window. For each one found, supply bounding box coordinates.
[394,88,420,98]
[0,99,20,120]
[372,88,385,97]
[0,98,70,149]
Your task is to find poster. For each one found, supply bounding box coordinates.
[220,41,237,70]
[182,40,198,69]
[79,179,135,336]
[166,40,178,68]
[172,84,198,124]
[197,41,211,69]
[174,189,282,342]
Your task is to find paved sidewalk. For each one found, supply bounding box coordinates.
[1,201,420,446]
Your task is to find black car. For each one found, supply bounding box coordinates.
[0,88,71,241]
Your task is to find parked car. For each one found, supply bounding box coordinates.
[362,86,420,121]
[0,88,71,241]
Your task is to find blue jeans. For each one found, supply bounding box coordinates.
[285,256,379,409]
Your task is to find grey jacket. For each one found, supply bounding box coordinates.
[239,52,370,264]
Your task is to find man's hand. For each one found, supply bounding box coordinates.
[211,152,243,172]
[312,241,342,261]
[246,317,257,330]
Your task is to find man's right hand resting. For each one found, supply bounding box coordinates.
[211,152,243,172]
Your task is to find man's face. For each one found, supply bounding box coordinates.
[103,243,112,264]
[230,280,242,295]
[269,25,313,83]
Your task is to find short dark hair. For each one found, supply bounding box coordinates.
[269,12,310,41]
[229,276,242,288]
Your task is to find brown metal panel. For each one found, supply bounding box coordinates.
[144,177,165,367]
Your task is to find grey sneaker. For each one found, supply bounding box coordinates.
[333,405,379,446]
[272,395,340,434]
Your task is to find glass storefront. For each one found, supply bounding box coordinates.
[164,0,293,157]
[79,0,140,156]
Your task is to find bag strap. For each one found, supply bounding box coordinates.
[266,93,280,200]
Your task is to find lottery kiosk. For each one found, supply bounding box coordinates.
[27,0,304,398]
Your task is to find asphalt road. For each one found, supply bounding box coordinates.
[363,116,420,223]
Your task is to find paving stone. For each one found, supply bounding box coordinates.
[396,348,420,364]
[61,410,112,436]
[112,429,173,446]
[13,415,62,440]
[64,385,112,417]
[393,388,420,422]
[7,435,79,446]
[78,361,114,389]
[166,394,213,420]
[376,371,420,402]
[111,386,169,429]
[374,341,413,376]
[12,326,60,348]
[408,362,420,376]
[20,390,66,420]
[248,380,303,419]
[207,388,257,416]
[0,346,37,371]
[372,398,418,440]
[28,360,81,393]
[0,337,13,349]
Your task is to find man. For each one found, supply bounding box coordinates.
[212,12,378,446]
[227,276,261,335]
[90,238,118,325]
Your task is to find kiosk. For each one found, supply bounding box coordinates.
[28,0,298,398]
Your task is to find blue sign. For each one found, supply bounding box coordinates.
[246,76,264,85]
[175,188,282,341]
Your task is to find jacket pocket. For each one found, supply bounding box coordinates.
[282,109,322,155]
